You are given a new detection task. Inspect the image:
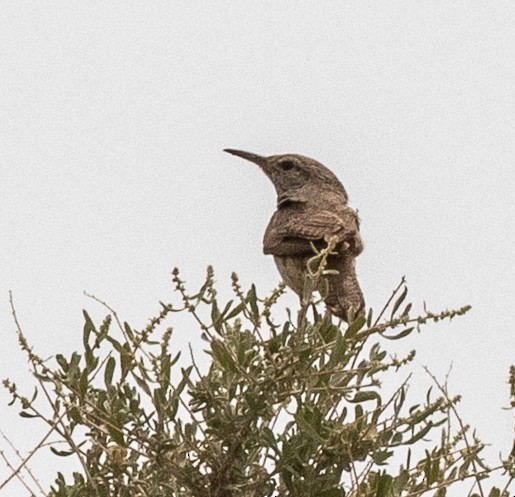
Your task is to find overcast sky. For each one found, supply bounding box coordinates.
[1,2,514,494]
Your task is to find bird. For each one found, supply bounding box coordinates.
[224,149,364,322]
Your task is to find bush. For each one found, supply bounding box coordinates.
[2,244,514,496]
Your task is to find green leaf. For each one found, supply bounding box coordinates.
[337,407,347,423]
[260,427,279,451]
[211,300,221,333]
[113,333,131,351]
[375,472,393,497]
[345,315,367,338]
[406,448,412,469]
[327,333,347,367]
[132,372,151,396]
[246,284,260,321]
[69,352,81,371]
[19,411,38,418]
[82,310,96,345]
[175,366,193,397]
[393,469,409,492]
[184,422,197,439]
[84,349,98,373]
[318,317,338,343]
[381,327,414,340]
[372,450,393,465]
[434,486,446,497]
[83,312,97,371]
[302,272,316,304]
[124,322,134,340]
[30,388,38,403]
[366,307,374,327]
[211,339,238,373]
[350,391,381,404]
[220,299,234,316]
[295,410,324,443]
[426,386,433,403]
[401,302,412,318]
[225,302,245,321]
[50,446,75,457]
[160,354,172,390]
[104,356,116,386]
[107,426,125,446]
[394,386,406,416]
[318,276,330,299]
[390,286,408,319]
[429,455,441,484]
[170,351,181,367]
[34,372,53,383]
[68,406,82,424]
[404,422,433,445]
[56,354,68,372]
[169,398,179,418]
[391,432,403,445]
[79,369,89,399]
[120,343,133,381]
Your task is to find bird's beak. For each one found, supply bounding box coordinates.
[224,149,266,167]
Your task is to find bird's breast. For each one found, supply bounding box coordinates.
[273,255,308,296]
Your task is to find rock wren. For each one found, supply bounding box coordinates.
[225,149,365,322]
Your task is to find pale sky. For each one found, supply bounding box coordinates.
[1,2,514,494]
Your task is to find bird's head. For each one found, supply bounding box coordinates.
[224,149,348,207]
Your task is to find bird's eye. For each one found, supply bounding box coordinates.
[279,160,295,171]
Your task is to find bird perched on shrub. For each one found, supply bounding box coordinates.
[225,149,364,322]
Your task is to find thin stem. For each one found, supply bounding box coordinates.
[0,428,45,494]
[424,367,486,497]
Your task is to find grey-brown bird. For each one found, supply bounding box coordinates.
[225,149,364,322]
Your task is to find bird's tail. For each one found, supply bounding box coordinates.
[324,253,365,323]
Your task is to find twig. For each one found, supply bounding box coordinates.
[9,292,99,495]
[424,366,486,497]
[0,422,56,492]
[0,428,45,494]
[373,277,406,327]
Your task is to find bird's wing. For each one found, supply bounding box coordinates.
[280,210,349,241]
[264,208,362,256]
